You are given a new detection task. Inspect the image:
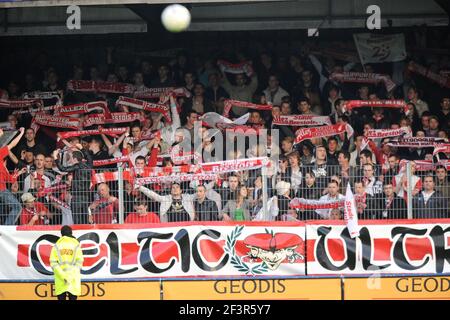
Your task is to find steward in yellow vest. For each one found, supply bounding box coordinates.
[50,225,84,300]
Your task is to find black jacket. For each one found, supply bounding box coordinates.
[413,191,448,219]
[56,149,93,198]
[367,194,407,220]
[194,198,219,221]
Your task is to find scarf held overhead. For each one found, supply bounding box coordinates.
[223,99,272,118]
[329,72,396,92]
[294,123,354,144]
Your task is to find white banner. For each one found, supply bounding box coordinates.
[0,223,306,280]
[344,183,360,238]
[306,220,450,275]
[353,33,407,64]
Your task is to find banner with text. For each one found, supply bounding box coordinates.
[0,222,306,280]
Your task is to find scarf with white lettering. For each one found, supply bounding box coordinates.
[67,80,135,94]
[55,101,111,118]
[200,157,270,173]
[133,87,191,100]
[408,61,450,88]
[0,99,43,108]
[93,155,132,167]
[289,198,344,210]
[12,105,58,115]
[329,72,396,92]
[83,112,145,127]
[134,164,200,178]
[365,127,412,139]
[135,173,217,186]
[399,159,450,172]
[342,100,408,113]
[272,115,332,126]
[23,91,63,106]
[217,60,254,77]
[57,127,128,140]
[116,96,171,122]
[33,113,81,130]
[223,99,272,118]
[387,137,445,148]
[294,123,354,144]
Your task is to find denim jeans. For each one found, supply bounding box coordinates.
[0,190,22,225]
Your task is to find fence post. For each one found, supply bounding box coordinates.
[118,165,125,224]
[261,162,269,221]
[406,160,413,219]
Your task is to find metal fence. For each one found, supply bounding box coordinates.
[1,161,449,226]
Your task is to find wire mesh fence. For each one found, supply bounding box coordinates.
[1,161,449,226]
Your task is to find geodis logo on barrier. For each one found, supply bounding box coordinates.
[395,277,450,293]
[34,282,105,298]
[213,279,286,294]
[15,226,305,277]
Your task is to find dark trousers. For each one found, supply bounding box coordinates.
[57,292,78,300]
[72,197,89,224]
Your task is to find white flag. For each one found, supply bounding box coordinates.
[353,33,406,64]
[344,183,360,238]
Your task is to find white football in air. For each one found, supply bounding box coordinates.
[161,4,191,33]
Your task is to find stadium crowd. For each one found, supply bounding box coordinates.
[0,29,449,225]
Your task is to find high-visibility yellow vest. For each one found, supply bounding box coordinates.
[49,236,84,296]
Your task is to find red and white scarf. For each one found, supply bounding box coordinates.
[93,155,132,167]
[133,130,161,143]
[135,173,217,186]
[0,99,43,108]
[294,123,354,144]
[12,105,58,115]
[116,96,171,122]
[365,127,411,139]
[55,101,111,118]
[272,115,331,126]
[57,127,128,140]
[433,143,450,156]
[399,159,450,172]
[217,60,254,77]
[310,48,360,63]
[200,157,270,173]
[134,164,200,178]
[408,62,450,88]
[83,112,145,127]
[48,195,71,210]
[342,100,408,113]
[33,113,81,130]
[23,91,63,106]
[223,99,272,118]
[387,137,445,148]
[133,87,191,100]
[36,183,68,198]
[67,80,135,94]
[289,198,344,210]
[91,170,134,187]
[329,72,396,92]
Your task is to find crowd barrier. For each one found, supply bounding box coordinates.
[1,276,449,300]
